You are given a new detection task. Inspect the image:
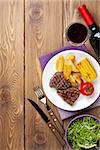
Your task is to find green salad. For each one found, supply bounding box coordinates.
[67,116,100,150]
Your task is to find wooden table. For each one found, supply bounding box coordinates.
[0,0,99,150]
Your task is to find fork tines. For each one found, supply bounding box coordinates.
[33,86,45,100]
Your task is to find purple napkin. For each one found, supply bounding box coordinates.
[39,45,100,120]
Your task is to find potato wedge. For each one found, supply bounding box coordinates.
[66,55,75,62]
[66,60,79,72]
[72,72,82,84]
[63,60,72,80]
[69,74,78,87]
[56,55,64,72]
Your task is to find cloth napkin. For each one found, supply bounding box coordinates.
[39,45,100,120]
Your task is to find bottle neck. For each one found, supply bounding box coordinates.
[78,5,99,33]
[78,5,94,26]
[89,23,99,32]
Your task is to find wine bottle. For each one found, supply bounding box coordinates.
[78,5,100,57]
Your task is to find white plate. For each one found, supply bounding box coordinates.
[42,50,100,111]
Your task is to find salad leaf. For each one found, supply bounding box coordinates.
[67,117,100,150]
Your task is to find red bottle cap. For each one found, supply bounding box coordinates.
[78,5,94,26]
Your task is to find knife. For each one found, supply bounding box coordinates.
[27,98,66,146]
[33,86,65,136]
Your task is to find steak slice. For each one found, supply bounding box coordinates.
[57,87,80,105]
[56,78,72,90]
[49,72,72,90]
[49,72,64,88]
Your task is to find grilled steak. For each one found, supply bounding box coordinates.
[50,72,80,105]
[49,72,72,90]
[57,87,80,105]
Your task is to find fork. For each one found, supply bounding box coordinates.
[33,86,65,136]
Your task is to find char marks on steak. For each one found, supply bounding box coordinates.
[57,87,80,105]
[49,72,72,90]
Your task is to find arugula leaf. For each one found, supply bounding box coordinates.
[67,117,100,150]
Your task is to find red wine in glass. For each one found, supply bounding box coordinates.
[65,23,88,45]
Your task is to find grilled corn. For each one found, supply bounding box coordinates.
[76,58,97,82]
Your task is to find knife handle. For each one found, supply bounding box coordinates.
[48,108,65,136]
[47,121,66,146]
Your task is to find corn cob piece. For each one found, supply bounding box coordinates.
[56,55,64,72]
[76,58,97,82]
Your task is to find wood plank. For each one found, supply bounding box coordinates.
[0,0,24,150]
[25,0,64,150]
[63,1,100,149]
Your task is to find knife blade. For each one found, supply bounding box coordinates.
[27,98,66,146]
[27,98,49,123]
